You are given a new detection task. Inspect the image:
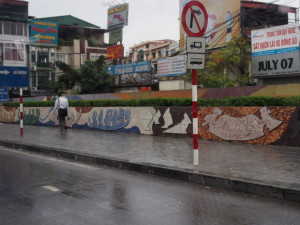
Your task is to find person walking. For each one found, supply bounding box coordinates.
[53,92,69,130]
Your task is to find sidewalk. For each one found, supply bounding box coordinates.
[0,123,300,203]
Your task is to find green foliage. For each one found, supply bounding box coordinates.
[55,56,113,94]
[56,61,81,90]
[3,96,300,108]
[185,36,252,87]
[79,56,113,94]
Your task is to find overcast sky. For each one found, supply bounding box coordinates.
[26,0,299,53]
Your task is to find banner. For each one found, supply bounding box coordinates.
[106,44,124,60]
[30,20,58,46]
[180,0,240,51]
[107,61,152,76]
[109,28,123,45]
[107,3,129,30]
[251,24,300,77]
[157,55,186,77]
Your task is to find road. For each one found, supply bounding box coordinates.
[0,147,300,225]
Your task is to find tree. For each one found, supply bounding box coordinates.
[184,36,251,87]
[55,61,81,90]
[55,56,113,94]
[79,56,113,94]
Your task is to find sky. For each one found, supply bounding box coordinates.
[27,0,181,53]
[26,0,299,54]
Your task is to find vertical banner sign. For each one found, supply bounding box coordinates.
[181,1,208,166]
[109,27,123,45]
[251,24,300,77]
[0,88,9,102]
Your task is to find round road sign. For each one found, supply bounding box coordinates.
[181,1,208,37]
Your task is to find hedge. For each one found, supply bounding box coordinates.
[2,96,300,107]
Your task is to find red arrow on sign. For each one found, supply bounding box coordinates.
[181,1,208,37]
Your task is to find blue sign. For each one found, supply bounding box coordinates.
[0,66,29,87]
[107,61,152,76]
[31,20,58,46]
[0,87,9,102]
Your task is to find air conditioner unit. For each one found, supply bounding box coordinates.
[31,87,37,91]
[30,66,37,71]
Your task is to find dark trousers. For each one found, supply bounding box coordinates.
[58,108,68,127]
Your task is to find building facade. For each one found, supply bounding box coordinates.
[42,15,107,68]
[0,0,29,97]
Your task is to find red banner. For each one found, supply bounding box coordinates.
[106,44,124,60]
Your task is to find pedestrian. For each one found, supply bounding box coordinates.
[53,92,69,130]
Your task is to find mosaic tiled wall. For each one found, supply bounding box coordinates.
[1,106,300,147]
[0,106,193,137]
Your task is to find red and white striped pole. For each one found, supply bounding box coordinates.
[20,88,23,136]
[192,69,199,165]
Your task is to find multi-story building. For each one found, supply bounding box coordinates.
[129,39,173,72]
[0,0,29,96]
[27,15,107,95]
[40,15,107,68]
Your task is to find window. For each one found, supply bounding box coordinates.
[37,48,49,67]
[57,54,67,64]
[0,43,3,61]
[90,53,101,61]
[11,23,16,35]
[152,52,156,59]
[2,22,27,36]
[0,21,2,34]
[4,43,24,61]
[31,47,36,63]
[4,22,11,35]
[17,23,23,36]
[81,54,85,65]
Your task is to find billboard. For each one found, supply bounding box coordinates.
[180,0,240,51]
[157,55,187,77]
[106,44,124,60]
[251,24,300,77]
[109,27,123,45]
[30,20,58,46]
[107,61,152,76]
[0,66,29,87]
[107,3,129,30]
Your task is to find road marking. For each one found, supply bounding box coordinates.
[43,185,61,192]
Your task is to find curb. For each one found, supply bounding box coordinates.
[0,139,299,203]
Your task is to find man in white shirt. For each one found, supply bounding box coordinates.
[54,92,69,130]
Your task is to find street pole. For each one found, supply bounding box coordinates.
[192,69,199,166]
[20,88,23,136]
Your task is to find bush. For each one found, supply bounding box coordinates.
[2,96,300,107]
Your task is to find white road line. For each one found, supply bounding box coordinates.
[42,185,61,192]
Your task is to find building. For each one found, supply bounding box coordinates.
[27,15,107,95]
[41,15,107,68]
[0,0,29,96]
[129,39,173,71]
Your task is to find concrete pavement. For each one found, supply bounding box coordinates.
[0,123,300,203]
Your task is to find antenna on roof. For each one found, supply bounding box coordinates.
[101,0,126,7]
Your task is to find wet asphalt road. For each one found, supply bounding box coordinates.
[1,147,300,225]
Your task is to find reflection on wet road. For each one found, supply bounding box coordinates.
[0,147,300,225]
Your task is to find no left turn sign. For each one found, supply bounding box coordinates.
[181,1,208,37]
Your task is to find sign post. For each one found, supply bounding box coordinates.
[182,1,208,166]
[0,66,29,136]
